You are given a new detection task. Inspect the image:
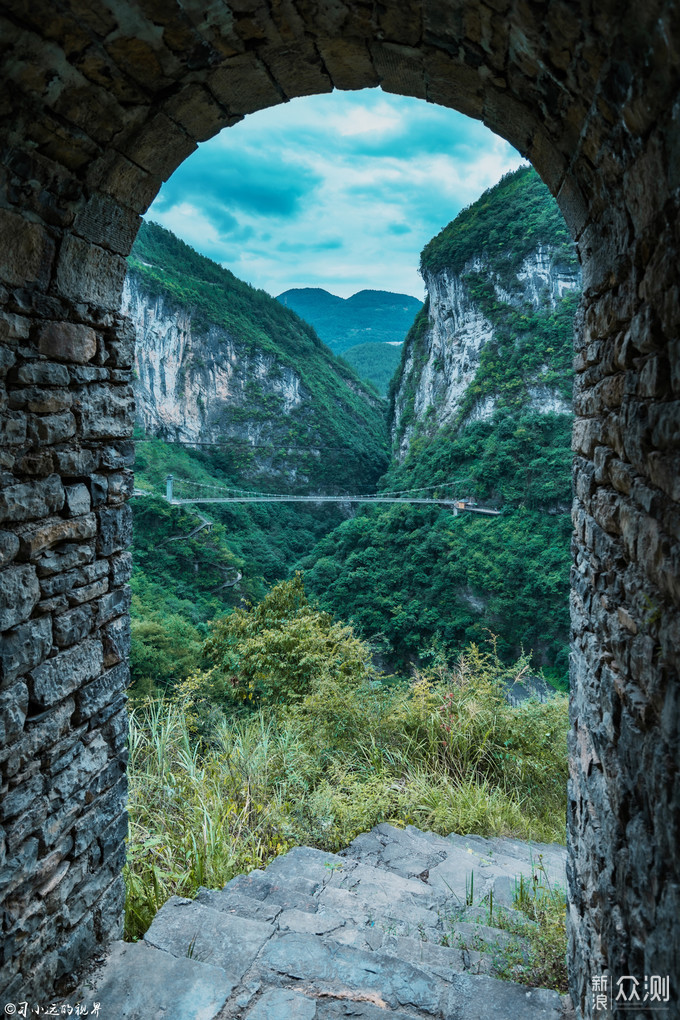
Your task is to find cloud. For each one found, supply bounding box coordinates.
[145,88,525,299]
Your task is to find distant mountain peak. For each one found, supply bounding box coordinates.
[275,287,423,356]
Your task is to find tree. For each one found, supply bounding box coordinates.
[204,573,375,708]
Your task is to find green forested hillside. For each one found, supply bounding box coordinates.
[126,178,572,943]
[130,224,388,494]
[277,287,422,353]
[420,165,574,278]
[300,168,578,685]
[129,225,390,694]
[340,341,403,395]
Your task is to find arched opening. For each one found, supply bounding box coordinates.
[1,4,678,1015]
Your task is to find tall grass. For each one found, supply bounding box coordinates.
[125,647,568,940]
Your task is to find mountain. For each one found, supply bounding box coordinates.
[125,223,390,694]
[125,223,388,495]
[276,287,423,354]
[299,167,580,684]
[340,341,403,396]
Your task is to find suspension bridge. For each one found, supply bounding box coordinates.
[131,476,502,516]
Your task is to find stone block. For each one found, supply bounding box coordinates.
[0,474,65,524]
[110,551,132,585]
[52,604,95,648]
[164,83,233,142]
[0,208,55,288]
[54,914,96,982]
[0,411,27,445]
[55,234,128,310]
[52,446,97,476]
[0,345,17,377]
[73,192,140,256]
[79,382,135,439]
[0,312,30,344]
[0,680,29,744]
[102,614,131,667]
[68,577,109,606]
[64,482,91,516]
[0,837,39,899]
[80,941,231,1020]
[36,540,95,578]
[1,774,45,823]
[95,875,125,940]
[0,530,20,567]
[6,798,50,854]
[17,513,98,557]
[89,473,108,506]
[50,732,109,801]
[15,449,55,476]
[96,504,132,556]
[75,662,129,723]
[0,564,40,630]
[145,898,273,989]
[67,365,109,383]
[2,697,75,777]
[0,616,52,686]
[99,441,134,470]
[208,52,282,117]
[16,361,70,386]
[119,112,197,180]
[28,638,103,708]
[38,321,97,364]
[39,557,109,597]
[106,470,133,501]
[96,586,130,625]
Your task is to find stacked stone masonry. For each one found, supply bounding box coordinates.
[0,1,679,1016]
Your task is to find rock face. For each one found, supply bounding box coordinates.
[79,823,569,1020]
[124,274,306,447]
[391,245,580,461]
[122,223,389,493]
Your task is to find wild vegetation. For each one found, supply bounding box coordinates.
[301,168,577,684]
[126,168,574,985]
[420,165,575,279]
[340,340,404,395]
[130,223,390,496]
[126,578,568,962]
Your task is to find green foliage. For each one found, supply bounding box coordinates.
[200,573,374,709]
[339,341,403,395]
[126,625,568,939]
[302,169,578,678]
[129,223,390,496]
[420,166,575,279]
[277,287,422,354]
[300,412,573,675]
[131,439,359,696]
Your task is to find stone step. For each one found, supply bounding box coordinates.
[77,825,569,1020]
[74,940,231,1020]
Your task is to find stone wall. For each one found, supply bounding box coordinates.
[0,0,679,1014]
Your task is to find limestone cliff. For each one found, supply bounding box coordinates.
[124,274,305,443]
[391,244,580,461]
[124,222,388,493]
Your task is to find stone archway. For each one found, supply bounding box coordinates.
[1,2,679,1014]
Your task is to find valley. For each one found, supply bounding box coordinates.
[125,170,575,979]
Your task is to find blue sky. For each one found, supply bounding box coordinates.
[148,88,525,299]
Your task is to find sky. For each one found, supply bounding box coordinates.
[147,88,526,300]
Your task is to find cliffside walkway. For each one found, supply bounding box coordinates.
[132,477,502,516]
[78,823,571,1020]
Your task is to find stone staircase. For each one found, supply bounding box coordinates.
[77,823,571,1019]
